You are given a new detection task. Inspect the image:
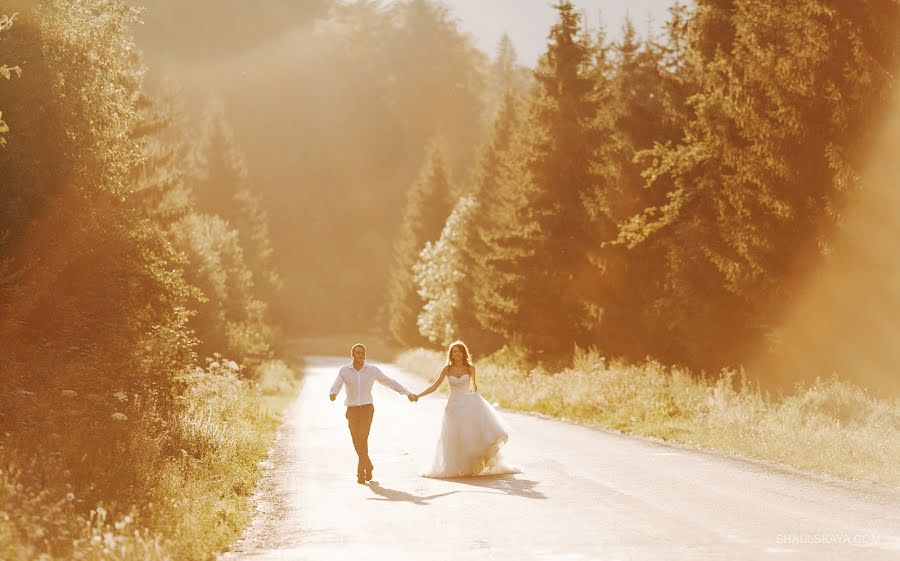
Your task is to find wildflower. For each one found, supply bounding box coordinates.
[113,391,127,402]
[111,412,128,422]
[66,492,75,502]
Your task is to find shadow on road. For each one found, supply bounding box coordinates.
[444,475,547,500]
[366,482,458,505]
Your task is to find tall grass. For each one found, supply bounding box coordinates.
[397,347,900,486]
[0,359,299,561]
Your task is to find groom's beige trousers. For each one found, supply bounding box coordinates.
[345,403,374,475]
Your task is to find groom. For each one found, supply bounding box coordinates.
[330,343,417,484]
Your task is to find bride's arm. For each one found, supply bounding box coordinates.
[469,365,478,392]
[416,366,448,398]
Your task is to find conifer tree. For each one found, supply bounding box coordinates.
[584,18,691,358]
[617,0,900,367]
[130,93,194,227]
[386,141,454,344]
[191,101,249,219]
[190,101,282,308]
[511,1,604,356]
[387,0,486,178]
[483,34,529,122]
[467,90,531,346]
[410,88,528,350]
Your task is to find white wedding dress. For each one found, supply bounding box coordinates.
[423,373,519,478]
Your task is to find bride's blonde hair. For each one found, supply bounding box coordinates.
[446,340,474,368]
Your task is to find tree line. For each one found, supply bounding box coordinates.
[388,0,900,377]
[0,0,281,546]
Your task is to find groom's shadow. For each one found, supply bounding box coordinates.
[443,474,546,500]
[366,482,458,505]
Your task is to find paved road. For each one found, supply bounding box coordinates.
[222,356,900,561]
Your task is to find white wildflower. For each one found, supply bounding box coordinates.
[111,412,128,422]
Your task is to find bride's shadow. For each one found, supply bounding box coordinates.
[444,474,546,500]
[366,482,458,505]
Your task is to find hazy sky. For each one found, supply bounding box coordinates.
[441,0,681,66]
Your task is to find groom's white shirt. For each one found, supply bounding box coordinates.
[330,363,411,406]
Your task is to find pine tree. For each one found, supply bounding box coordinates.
[511,1,604,356]
[467,89,530,347]
[617,0,900,367]
[483,34,529,122]
[386,141,454,345]
[190,101,282,310]
[191,100,249,219]
[387,0,486,179]
[130,93,194,227]
[411,86,527,349]
[232,187,283,303]
[582,17,692,359]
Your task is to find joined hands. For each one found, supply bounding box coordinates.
[408,394,418,402]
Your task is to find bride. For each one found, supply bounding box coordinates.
[414,340,519,478]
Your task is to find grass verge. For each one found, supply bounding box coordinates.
[0,358,300,561]
[397,347,900,486]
